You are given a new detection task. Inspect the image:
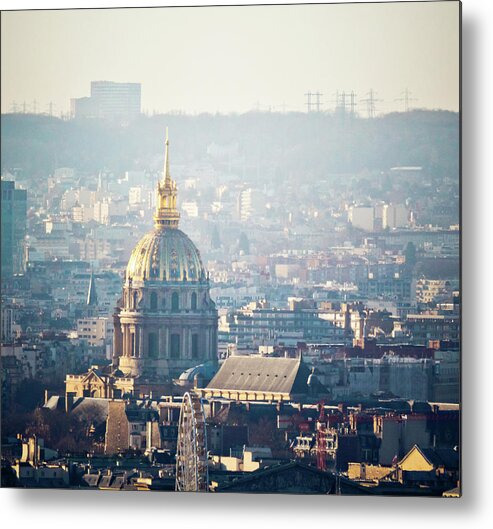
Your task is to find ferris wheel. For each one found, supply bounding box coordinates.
[175,391,209,492]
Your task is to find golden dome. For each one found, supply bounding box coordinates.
[126,130,206,283]
[126,228,206,283]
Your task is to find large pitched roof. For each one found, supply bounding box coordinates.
[70,397,110,423]
[206,356,311,395]
[400,444,460,471]
[215,461,371,495]
[420,448,459,470]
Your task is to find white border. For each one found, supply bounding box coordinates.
[2,1,493,527]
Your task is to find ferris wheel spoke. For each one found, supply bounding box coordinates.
[175,392,209,492]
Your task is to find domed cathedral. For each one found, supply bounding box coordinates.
[113,130,218,380]
[66,131,218,400]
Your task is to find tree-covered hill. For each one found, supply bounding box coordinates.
[1,110,459,181]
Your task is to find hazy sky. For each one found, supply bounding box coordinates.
[1,2,460,115]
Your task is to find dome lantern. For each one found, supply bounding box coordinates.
[126,129,206,283]
[154,127,180,230]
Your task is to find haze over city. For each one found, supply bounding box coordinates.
[1,2,459,115]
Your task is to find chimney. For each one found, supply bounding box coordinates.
[66,392,75,413]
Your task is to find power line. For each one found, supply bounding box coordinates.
[304,91,313,113]
[347,90,357,116]
[395,88,417,112]
[333,90,356,117]
[332,90,345,116]
[361,89,382,118]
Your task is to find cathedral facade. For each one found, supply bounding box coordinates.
[66,132,218,399]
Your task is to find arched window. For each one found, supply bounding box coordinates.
[148,332,158,358]
[150,292,157,311]
[171,292,179,312]
[191,292,197,311]
[133,291,138,310]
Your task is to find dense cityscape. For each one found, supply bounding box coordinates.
[0,80,460,496]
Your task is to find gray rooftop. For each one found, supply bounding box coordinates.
[206,356,311,395]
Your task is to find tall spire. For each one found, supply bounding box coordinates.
[87,270,98,307]
[154,129,180,229]
[164,127,171,187]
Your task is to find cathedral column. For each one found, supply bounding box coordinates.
[211,327,217,361]
[184,328,190,359]
[158,326,164,358]
[113,314,123,362]
[138,326,144,358]
[123,325,128,357]
[204,328,210,360]
[131,327,136,357]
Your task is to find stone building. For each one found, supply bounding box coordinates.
[66,131,218,399]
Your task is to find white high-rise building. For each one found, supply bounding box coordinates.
[348,205,375,231]
[383,204,409,229]
[71,81,141,120]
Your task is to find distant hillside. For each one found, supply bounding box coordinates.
[1,110,459,181]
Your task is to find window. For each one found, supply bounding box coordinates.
[171,292,179,312]
[171,334,180,358]
[191,292,197,310]
[150,292,157,311]
[148,332,158,358]
[192,334,199,359]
